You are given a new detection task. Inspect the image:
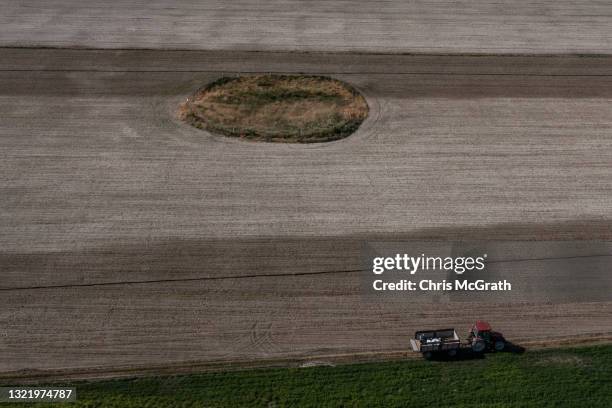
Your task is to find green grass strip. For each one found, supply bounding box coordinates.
[3,344,612,407]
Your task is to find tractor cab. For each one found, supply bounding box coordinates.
[467,320,506,352]
[470,320,492,338]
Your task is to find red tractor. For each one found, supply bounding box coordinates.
[466,320,506,352]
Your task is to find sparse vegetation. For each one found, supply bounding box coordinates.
[178,75,368,143]
[6,344,612,407]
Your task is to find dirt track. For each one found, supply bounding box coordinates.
[1,48,612,382]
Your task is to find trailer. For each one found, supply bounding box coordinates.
[410,328,461,359]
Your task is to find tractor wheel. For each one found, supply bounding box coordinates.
[494,340,505,351]
[423,351,433,360]
[472,339,486,353]
[447,349,457,357]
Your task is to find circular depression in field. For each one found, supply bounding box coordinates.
[178,75,369,143]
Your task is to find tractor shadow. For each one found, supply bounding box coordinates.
[501,342,526,354]
[426,342,525,362]
[426,350,485,361]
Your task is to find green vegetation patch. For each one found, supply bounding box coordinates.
[5,345,612,407]
[178,75,369,143]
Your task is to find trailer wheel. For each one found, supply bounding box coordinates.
[472,340,486,353]
[447,349,457,357]
[494,340,505,351]
[423,351,433,360]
